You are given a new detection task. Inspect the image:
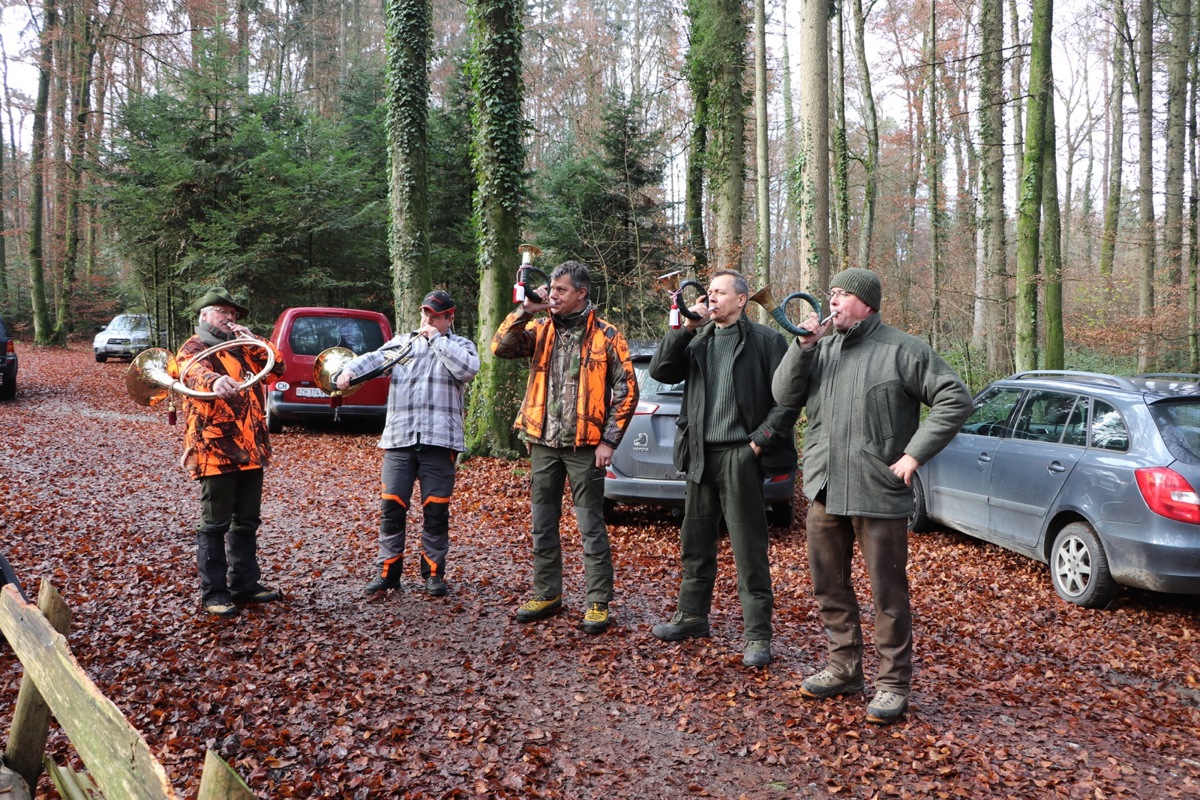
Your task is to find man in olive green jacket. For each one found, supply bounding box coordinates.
[772,267,971,724]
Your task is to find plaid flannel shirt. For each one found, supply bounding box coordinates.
[344,331,480,451]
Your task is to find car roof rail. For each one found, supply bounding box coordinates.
[1008,370,1139,390]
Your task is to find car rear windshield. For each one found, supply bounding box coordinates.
[1149,399,1200,464]
[634,364,684,396]
[289,316,387,356]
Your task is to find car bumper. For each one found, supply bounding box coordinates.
[268,393,387,423]
[1100,519,1200,595]
[96,344,149,357]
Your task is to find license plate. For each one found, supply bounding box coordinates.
[294,387,329,398]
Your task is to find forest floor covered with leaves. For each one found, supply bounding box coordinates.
[2,344,1200,799]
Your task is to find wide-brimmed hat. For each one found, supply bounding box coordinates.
[189,286,249,318]
[421,290,455,314]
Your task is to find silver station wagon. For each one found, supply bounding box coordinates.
[911,371,1200,607]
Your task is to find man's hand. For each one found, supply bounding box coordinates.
[212,374,240,400]
[749,440,762,457]
[889,453,920,486]
[522,284,552,315]
[335,370,353,391]
[595,443,615,469]
[682,300,712,330]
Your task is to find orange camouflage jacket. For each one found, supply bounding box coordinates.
[491,305,638,448]
[175,335,286,480]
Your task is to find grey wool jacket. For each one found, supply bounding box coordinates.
[772,313,972,518]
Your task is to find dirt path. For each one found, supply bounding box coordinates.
[2,344,1199,798]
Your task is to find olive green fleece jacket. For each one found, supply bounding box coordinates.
[772,313,972,518]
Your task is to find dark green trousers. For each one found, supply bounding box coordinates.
[528,444,613,604]
[677,444,773,641]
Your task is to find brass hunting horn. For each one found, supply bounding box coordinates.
[748,285,826,337]
[126,339,276,408]
[656,271,708,328]
[513,244,550,303]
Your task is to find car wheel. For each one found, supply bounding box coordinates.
[909,473,934,533]
[95,352,107,363]
[1050,522,1116,608]
[0,377,13,400]
[266,406,282,435]
[767,501,794,529]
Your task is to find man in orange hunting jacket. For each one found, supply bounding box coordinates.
[492,260,638,634]
[176,286,286,619]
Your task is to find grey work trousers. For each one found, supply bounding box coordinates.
[677,444,774,642]
[528,443,613,604]
[805,498,912,694]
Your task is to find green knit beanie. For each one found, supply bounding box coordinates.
[830,267,882,310]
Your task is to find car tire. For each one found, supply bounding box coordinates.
[1050,522,1116,608]
[95,352,107,363]
[767,501,794,529]
[908,473,934,533]
[0,376,13,401]
[266,405,283,435]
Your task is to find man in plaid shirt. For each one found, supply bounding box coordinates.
[336,290,480,597]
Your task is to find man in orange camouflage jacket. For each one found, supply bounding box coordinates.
[492,260,638,634]
[177,286,286,619]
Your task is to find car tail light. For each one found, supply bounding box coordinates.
[765,472,792,484]
[5,341,12,356]
[1135,467,1200,524]
[634,401,659,415]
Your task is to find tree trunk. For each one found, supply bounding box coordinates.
[832,6,849,273]
[53,3,97,344]
[1164,0,1190,287]
[979,0,1010,371]
[1135,0,1156,371]
[926,0,943,349]
[1099,5,1126,286]
[1014,0,1052,371]
[465,0,526,456]
[709,0,746,269]
[1043,87,1064,369]
[851,0,878,270]
[384,0,432,332]
[797,0,830,294]
[1189,0,1199,370]
[28,0,58,346]
[754,0,769,288]
[779,0,797,281]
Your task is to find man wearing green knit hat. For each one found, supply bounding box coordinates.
[773,266,971,724]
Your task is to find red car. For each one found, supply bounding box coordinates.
[265,307,393,433]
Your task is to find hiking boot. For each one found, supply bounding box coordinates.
[426,576,448,597]
[232,585,283,604]
[364,573,402,597]
[515,594,562,622]
[865,691,909,725]
[203,600,239,619]
[651,610,711,641]
[743,639,773,667]
[581,602,611,635]
[799,668,865,700]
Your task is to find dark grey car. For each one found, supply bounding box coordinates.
[0,314,17,400]
[603,343,797,527]
[911,370,1200,607]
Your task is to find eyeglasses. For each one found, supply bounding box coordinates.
[827,289,854,301]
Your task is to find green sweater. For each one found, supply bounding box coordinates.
[772,313,972,518]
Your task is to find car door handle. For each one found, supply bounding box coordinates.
[977,453,992,464]
[1048,462,1067,474]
